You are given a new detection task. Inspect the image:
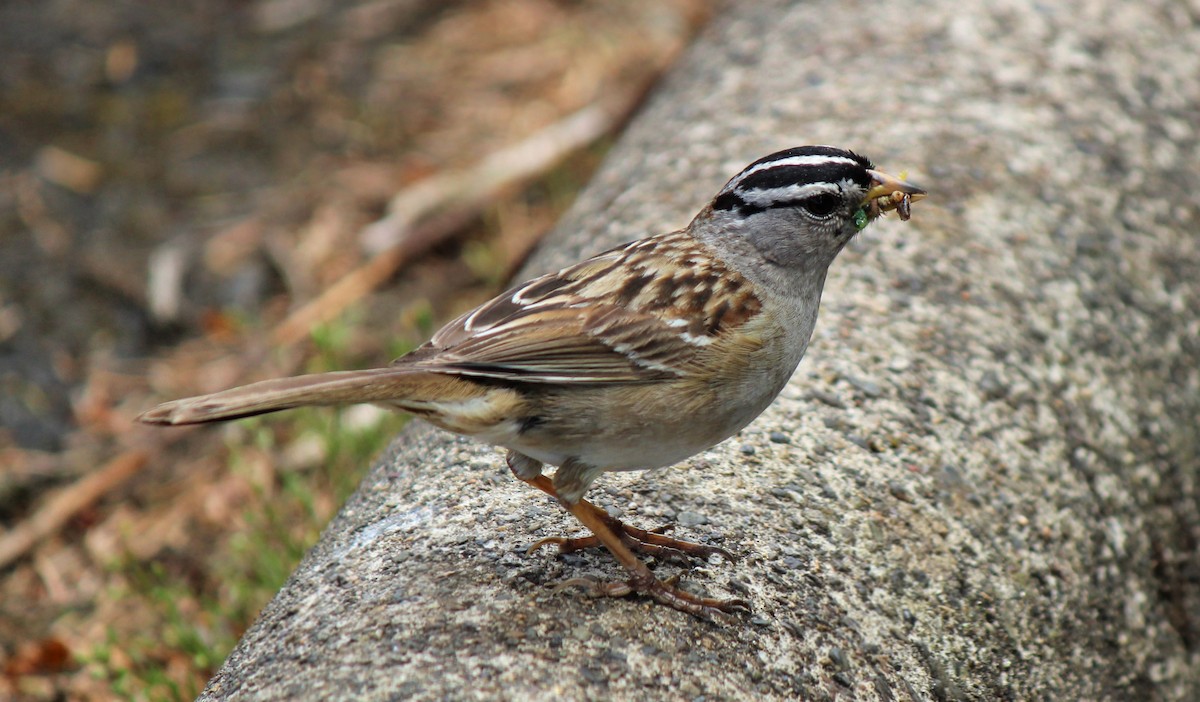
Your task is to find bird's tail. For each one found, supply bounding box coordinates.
[138,368,425,425]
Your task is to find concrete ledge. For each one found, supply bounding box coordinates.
[201,0,1200,699]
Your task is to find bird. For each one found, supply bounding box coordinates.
[139,145,925,617]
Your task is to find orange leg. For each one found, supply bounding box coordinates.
[523,474,748,617]
[528,505,736,562]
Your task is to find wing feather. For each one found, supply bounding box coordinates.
[400,232,762,384]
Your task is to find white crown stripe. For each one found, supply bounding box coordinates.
[737,183,836,207]
[722,155,860,193]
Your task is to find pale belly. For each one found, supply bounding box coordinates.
[503,333,807,472]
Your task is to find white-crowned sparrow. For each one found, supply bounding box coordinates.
[140,145,925,616]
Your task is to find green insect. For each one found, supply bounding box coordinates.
[853,207,869,230]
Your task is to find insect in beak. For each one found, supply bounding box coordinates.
[862,169,927,222]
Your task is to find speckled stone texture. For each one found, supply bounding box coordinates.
[200,0,1200,699]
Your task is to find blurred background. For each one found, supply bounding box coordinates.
[0,0,715,698]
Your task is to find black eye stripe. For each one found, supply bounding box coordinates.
[713,187,844,216]
[711,191,764,214]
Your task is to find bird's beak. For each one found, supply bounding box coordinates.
[863,169,926,204]
[862,169,926,221]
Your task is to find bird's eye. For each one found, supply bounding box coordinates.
[798,193,841,217]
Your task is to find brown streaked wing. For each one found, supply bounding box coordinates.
[402,232,762,384]
[424,250,622,350]
[423,305,689,383]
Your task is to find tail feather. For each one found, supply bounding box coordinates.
[138,368,423,425]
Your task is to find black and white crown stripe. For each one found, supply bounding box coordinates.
[728,182,841,210]
[721,153,864,193]
[712,146,875,215]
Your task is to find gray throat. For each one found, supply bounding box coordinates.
[689,212,836,305]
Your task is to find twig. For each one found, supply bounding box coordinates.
[269,207,478,347]
[360,91,639,254]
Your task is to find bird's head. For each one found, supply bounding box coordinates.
[698,145,925,275]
